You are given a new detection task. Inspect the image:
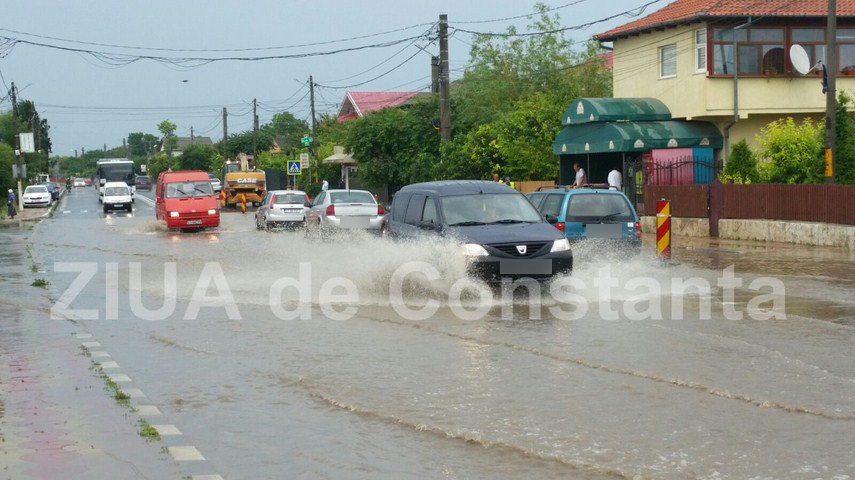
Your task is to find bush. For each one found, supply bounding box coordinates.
[723,140,758,182]
[835,91,855,184]
[756,117,824,184]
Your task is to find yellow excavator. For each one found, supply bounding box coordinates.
[222,153,266,207]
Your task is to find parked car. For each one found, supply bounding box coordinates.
[527,187,641,253]
[102,181,134,213]
[41,182,60,201]
[305,189,385,235]
[135,175,152,191]
[387,180,573,282]
[208,173,222,193]
[256,190,310,230]
[22,185,52,208]
[155,170,219,229]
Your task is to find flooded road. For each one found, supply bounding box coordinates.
[5,187,855,479]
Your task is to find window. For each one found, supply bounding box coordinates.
[165,182,213,198]
[391,192,411,221]
[540,194,565,218]
[313,191,325,205]
[329,191,375,203]
[422,197,437,224]
[441,194,542,225]
[404,194,426,225]
[695,29,707,72]
[793,28,826,66]
[565,194,634,223]
[660,44,677,78]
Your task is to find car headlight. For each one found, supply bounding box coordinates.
[462,243,489,256]
[550,238,571,253]
[169,211,179,218]
[208,209,217,215]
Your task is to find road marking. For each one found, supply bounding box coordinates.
[136,195,155,207]
[108,373,132,383]
[90,351,110,358]
[97,361,120,369]
[152,424,182,436]
[121,388,146,398]
[168,446,206,461]
[63,210,71,214]
[192,476,225,480]
[134,405,162,416]
[81,341,101,348]
[80,210,88,213]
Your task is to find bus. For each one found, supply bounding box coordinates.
[95,158,135,200]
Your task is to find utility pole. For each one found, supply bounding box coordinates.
[11,82,23,210]
[222,107,228,142]
[309,75,317,182]
[190,126,195,144]
[123,137,127,157]
[826,0,838,184]
[439,14,451,142]
[431,56,440,93]
[252,98,258,158]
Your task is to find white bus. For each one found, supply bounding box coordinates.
[95,158,135,201]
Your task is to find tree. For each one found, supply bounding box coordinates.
[219,130,274,159]
[157,120,178,155]
[128,132,159,157]
[834,91,855,184]
[0,143,15,194]
[722,140,758,183]
[756,118,824,184]
[261,112,309,157]
[178,143,218,171]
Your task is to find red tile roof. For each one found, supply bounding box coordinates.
[598,0,855,40]
[337,91,421,120]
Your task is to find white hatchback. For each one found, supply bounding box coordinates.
[102,182,134,212]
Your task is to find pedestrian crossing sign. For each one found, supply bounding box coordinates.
[287,161,301,175]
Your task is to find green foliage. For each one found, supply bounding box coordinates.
[0,143,15,193]
[220,130,274,159]
[177,143,218,171]
[756,117,824,184]
[718,172,753,184]
[157,120,177,154]
[835,91,855,184]
[127,132,159,157]
[723,140,758,182]
[147,153,172,181]
[261,112,309,157]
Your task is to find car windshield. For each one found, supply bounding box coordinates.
[165,181,214,198]
[442,193,542,225]
[26,186,48,193]
[105,187,129,196]
[566,194,634,223]
[274,193,305,205]
[329,191,374,204]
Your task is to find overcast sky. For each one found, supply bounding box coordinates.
[0,0,654,155]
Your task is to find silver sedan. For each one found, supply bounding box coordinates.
[305,189,386,235]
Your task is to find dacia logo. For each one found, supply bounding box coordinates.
[516,245,527,255]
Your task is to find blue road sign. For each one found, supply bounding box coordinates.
[287,161,301,176]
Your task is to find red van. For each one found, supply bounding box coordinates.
[155,170,220,229]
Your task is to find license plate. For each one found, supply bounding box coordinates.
[282,208,300,213]
[186,220,203,225]
[340,216,370,228]
[499,259,552,275]
[585,223,622,239]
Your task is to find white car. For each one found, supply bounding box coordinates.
[209,175,222,193]
[255,190,309,230]
[102,182,134,213]
[73,178,86,187]
[305,189,386,235]
[22,185,52,207]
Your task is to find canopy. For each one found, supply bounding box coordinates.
[322,145,356,165]
[562,98,671,126]
[553,120,723,155]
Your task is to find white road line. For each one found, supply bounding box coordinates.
[80,210,88,213]
[97,361,120,369]
[74,333,92,339]
[152,424,182,436]
[81,341,101,348]
[121,388,146,398]
[90,351,110,358]
[108,373,132,383]
[63,210,71,214]
[134,405,162,416]
[168,446,206,461]
[135,195,155,207]
[192,475,225,480]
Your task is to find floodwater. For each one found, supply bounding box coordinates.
[6,187,855,479]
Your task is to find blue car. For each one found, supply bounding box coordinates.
[527,187,641,252]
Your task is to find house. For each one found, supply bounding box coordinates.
[158,136,214,157]
[596,0,855,158]
[336,91,422,122]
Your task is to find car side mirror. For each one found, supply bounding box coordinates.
[304,202,312,207]
[545,214,558,225]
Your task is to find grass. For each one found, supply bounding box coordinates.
[31,264,38,273]
[31,278,49,288]
[138,419,160,441]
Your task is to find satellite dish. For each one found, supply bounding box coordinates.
[790,44,811,75]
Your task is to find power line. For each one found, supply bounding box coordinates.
[453,0,666,37]
[316,49,424,89]
[452,0,593,24]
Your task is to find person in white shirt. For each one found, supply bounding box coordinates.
[607,168,622,191]
[572,163,586,188]
[322,180,329,191]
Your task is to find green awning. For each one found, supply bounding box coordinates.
[561,98,671,126]
[553,120,723,155]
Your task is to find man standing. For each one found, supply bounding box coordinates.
[7,189,16,219]
[572,163,586,188]
[608,168,622,191]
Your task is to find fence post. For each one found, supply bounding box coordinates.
[656,198,671,260]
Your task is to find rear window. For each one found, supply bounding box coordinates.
[105,186,129,196]
[273,193,305,204]
[137,176,151,182]
[329,191,375,204]
[566,194,634,223]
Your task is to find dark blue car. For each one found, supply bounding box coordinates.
[387,181,573,282]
